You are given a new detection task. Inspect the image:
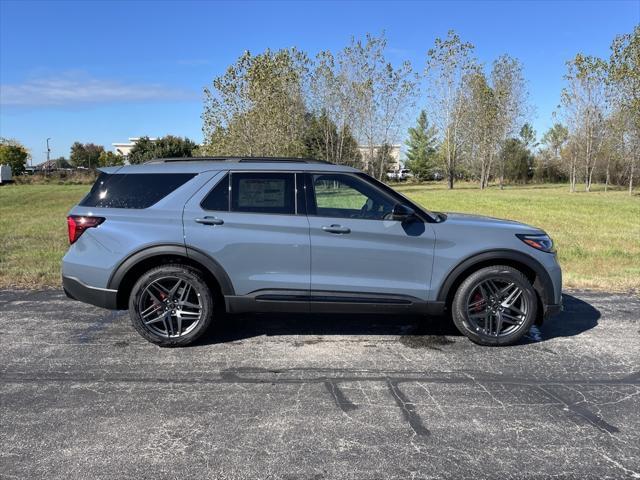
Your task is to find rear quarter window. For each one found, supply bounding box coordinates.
[80,172,196,209]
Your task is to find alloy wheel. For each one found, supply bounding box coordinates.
[465,278,529,338]
[137,276,203,338]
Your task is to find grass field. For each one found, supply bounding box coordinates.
[0,182,638,292]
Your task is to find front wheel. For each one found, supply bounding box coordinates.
[128,264,214,347]
[451,265,537,346]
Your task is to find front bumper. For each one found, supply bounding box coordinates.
[62,275,119,310]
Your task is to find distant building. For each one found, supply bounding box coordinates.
[357,144,402,173]
[35,159,73,171]
[112,137,158,157]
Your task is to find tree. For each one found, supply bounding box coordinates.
[608,26,639,194]
[462,70,499,189]
[519,123,537,149]
[541,123,569,158]
[405,110,439,181]
[309,50,362,166]
[560,54,608,192]
[128,135,197,164]
[201,48,310,157]
[341,33,418,179]
[425,30,476,189]
[501,138,533,183]
[491,55,529,189]
[98,151,125,167]
[70,142,104,168]
[538,123,568,182]
[0,138,30,175]
[303,111,361,166]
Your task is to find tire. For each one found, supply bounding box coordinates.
[451,265,537,346]
[128,264,215,347]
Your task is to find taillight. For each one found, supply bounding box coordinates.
[67,215,105,244]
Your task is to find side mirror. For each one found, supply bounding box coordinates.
[392,203,415,222]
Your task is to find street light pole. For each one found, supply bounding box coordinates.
[46,138,52,172]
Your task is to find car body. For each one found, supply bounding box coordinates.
[62,157,562,346]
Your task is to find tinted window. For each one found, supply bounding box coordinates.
[80,173,196,209]
[201,174,229,211]
[231,172,295,214]
[311,173,395,220]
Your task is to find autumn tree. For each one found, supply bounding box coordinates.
[201,48,309,157]
[98,151,125,167]
[0,138,30,175]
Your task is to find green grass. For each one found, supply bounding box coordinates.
[0,184,89,289]
[0,182,638,291]
[396,182,640,292]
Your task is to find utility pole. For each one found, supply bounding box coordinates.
[46,138,52,173]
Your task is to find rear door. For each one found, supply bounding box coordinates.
[183,171,311,302]
[305,172,435,303]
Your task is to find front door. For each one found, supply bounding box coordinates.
[305,172,435,303]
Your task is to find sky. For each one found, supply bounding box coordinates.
[1,0,638,163]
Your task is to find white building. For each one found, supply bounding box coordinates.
[357,144,402,172]
[112,137,158,157]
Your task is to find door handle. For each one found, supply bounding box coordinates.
[195,216,224,226]
[322,224,351,234]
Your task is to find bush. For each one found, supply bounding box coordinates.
[14,170,98,185]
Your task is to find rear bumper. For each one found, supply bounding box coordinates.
[62,275,119,310]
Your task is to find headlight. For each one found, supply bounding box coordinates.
[516,233,555,253]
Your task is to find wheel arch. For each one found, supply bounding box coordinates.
[436,249,553,323]
[108,244,235,310]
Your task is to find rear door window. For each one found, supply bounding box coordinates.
[230,172,295,214]
[80,172,196,209]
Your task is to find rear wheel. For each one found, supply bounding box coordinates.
[128,264,214,347]
[451,265,537,346]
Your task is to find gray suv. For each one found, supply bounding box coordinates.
[62,157,562,347]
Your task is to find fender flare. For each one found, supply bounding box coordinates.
[107,243,235,296]
[436,249,554,306]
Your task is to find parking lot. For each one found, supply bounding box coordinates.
[1,289,639,479]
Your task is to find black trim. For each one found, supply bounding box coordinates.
[107,244,187,290]
[225,289,445,316]
[436,249,555,307]
[544,303,563,318]
[63,276,118,310]
[107,244,235,296]
[296,173,307,215]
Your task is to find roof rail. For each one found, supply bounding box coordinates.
[143,156,332,165]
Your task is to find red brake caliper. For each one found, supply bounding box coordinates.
[471,292,484,312]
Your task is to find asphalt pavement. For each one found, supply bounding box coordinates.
[1,289,639,479]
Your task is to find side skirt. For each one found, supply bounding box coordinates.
[225,289,445,316]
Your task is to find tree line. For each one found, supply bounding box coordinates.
[2,27,637,193]
[200,27,638,192]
